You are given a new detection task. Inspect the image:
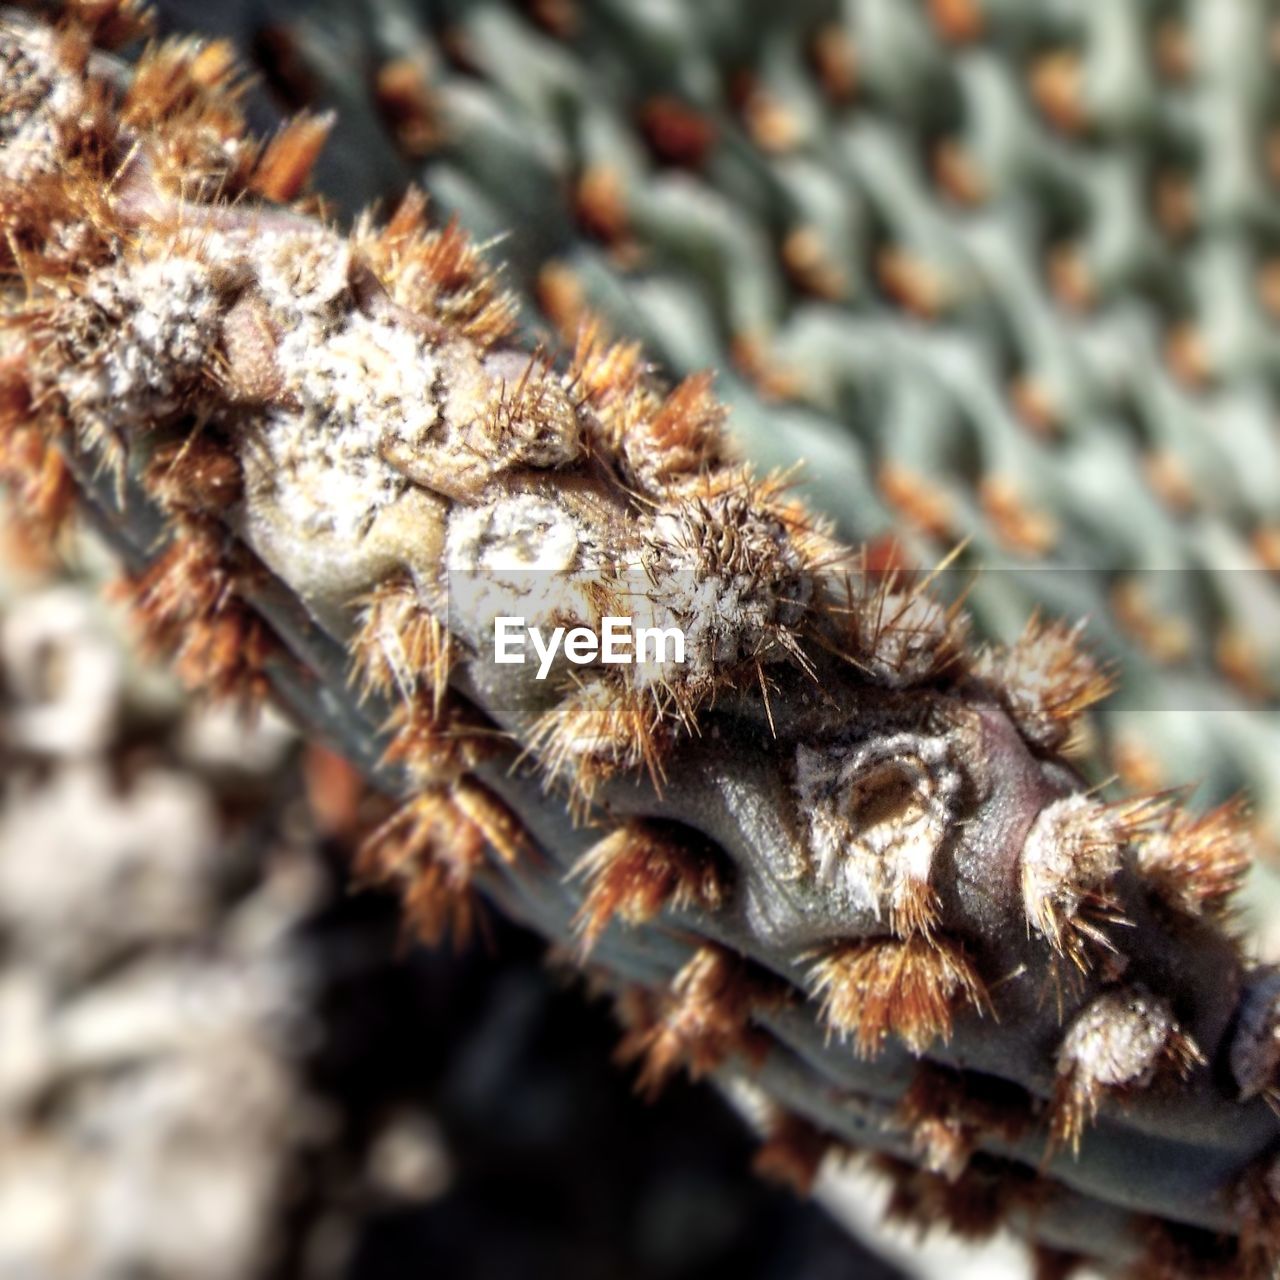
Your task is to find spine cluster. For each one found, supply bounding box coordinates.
[2,6,1279,1275]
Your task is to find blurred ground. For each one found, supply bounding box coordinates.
[0,520,904,1279]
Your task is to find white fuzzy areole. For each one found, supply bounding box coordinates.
[233,230,454,624]
[853,590,962,687]
[794,732,960,923]
[445,494,581,575]
[1058,988,1174,1089]
[1020,793,1123,934]
[444,494,595,655]
[638,499,811,685]
[57,256,223,442]
[979,620,1093,747]
[0,24,87,183]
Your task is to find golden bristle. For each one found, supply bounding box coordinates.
[534,261,588,343]
[975,613,1113,751]
[1165,321,1213,390]
[62,0,154,48]
[357,197,517,348]
[568,320,647,403]
[116,38,255,194]
[527,676,668,815]
[573,164,630,246]
[927,0,985,44]
[729,331,804,402]
[570,820,726,953]
[626,370,726,483]
[249,112,334,202]
[351,577,451,714]
[0,356,74,541]
[781,225,849,302]
[1136,799,1252,921]
[1030,51,1086,134]
[807,23,859,104]
[1154,18,1195,83]
[176,602,274,707]
[356,781,520,947]
[115,527,227,638]
[144,434,244,515]
[1143,448,1199,516]
[120,37,243,127]
[1215,627,1274,703]
[614,946,780,1098]
[376,184,431,240]
[876,461,956,541]
[826,558,971,689]
[378,698,460,779]
[451,778,526,866]
[740,85,802,155]
[566,320,656,458]
[1045,244,1097,314]
[933,139,988,207]
[115,526,274,707]
[808,935,988,1058]
[752,1109,836,1195]
[1154,170,1198,241]
[876,248,951,320]
[375,697,503,815]
[979,474,1058,557]
[895,1065,1034,1182]
[373,57,440,160]
[1110,578,1193,666]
